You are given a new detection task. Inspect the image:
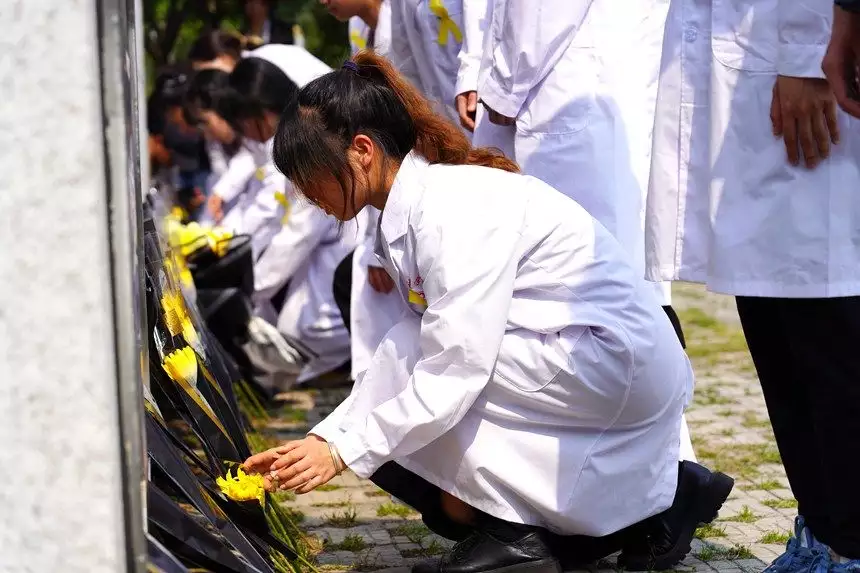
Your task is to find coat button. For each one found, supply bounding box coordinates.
[684,26,698,43]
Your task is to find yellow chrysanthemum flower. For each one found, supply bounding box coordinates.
[216,467,266,505]
[161,290,199,345]
[207,226,234,257]
[162,347,197,383]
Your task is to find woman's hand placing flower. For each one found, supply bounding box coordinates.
[243,435,344,494]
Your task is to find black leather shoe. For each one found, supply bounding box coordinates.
[618,461,734,571]
[412,531,561,573]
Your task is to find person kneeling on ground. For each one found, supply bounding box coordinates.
[244,53,734,573]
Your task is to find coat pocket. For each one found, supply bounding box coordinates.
[711,0,778,72]
[516,48,598,135]
[493,328,584,393]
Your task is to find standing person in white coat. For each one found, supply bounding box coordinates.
[245,52,734,573]
[318,0,406,381]
[389,0,467,126]
[646,1,860,569]
[316,0,392,55]
[460,0,697,463]
[223,44,357,385]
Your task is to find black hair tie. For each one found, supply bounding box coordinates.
[342,61,359,73]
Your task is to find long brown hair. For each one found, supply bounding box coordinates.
[351,51,519,172]
[272,51,518,218]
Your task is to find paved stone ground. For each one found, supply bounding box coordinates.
[260,283,793,572]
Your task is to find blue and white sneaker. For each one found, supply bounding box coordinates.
[828,547,860,572]
[763,517,829,573]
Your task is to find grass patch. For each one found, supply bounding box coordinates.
[364,489,389,498]
[327,534,368,552]
[400,539,446,558]
[716,409,735,418]
[316,484,342,492]
[280,407,308,423]
[282,507,305,523]
[741,412,771,429]
[377,502,416,518]
[324,507,359,528]
[742,479,782,492]
[679,307,722,330]
[721,505,759,523]
[680,307,750,368]
[721,427,736,437]
[762,498,798,510]
[391,522,432,544]
[759,531,791,545]
[694,442,781,479]
[693,386,734,407]
[313,501,351,509]
[695,524,727,539]
[271,490,296,503]
[696,544,755,561]
[351,551,381,571]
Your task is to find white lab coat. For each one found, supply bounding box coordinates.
[646,0,860,298]
[312,154,692,536]
[471,0,673,306]
[348,1,392,55]
[210,146,258,233]
[390,0,467,125]
[349,206,406,379]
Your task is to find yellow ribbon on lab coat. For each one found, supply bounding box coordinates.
[429,0,462,46]
[274,191,291,224]
[408,289,427,307]
[350,30,368,51]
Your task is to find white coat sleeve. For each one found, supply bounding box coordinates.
[455,0,491,96]
[253,189,334,300]
[242,169,283,249]
[213,148,257,203]
[389,0,423,90]
[207,139,229,178]
[331,208,521,478]
[479,0,592,118]
[777,0,832,79]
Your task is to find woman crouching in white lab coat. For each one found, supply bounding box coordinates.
[244,53,734,573]
[222,44,357,385]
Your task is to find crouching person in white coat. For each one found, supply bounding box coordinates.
[245,52,734,573]
[647,0,860,569]
[222,44,355,385]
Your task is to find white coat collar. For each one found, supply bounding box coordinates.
[380,152,428,241]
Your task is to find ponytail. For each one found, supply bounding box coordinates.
[351,51,519,173]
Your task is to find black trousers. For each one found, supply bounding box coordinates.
[370,462,626,565]
[333,251,354,336]
[736,296,860,558]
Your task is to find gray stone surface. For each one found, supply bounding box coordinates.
[0,1,130,571]
[264,284,794,572]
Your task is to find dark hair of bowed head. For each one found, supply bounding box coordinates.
[221,56,298,126]
[272,51,518,218]
[183,68,232,122]
[188,29,244,64]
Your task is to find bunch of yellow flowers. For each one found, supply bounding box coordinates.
[216,467,266,506]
